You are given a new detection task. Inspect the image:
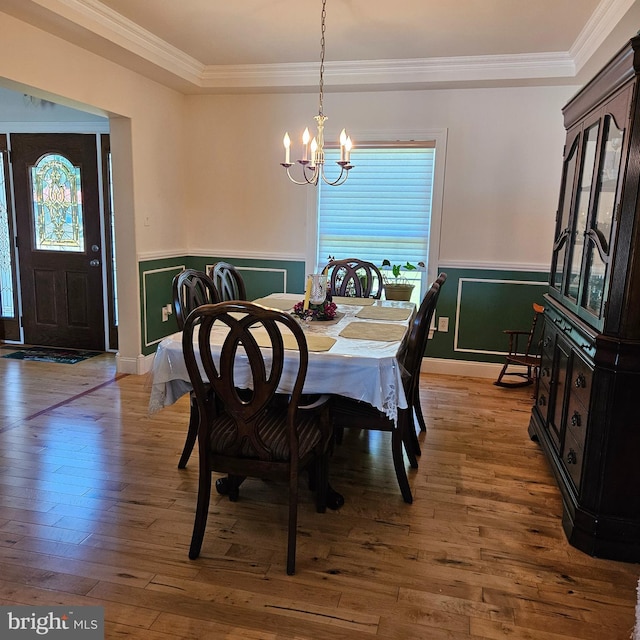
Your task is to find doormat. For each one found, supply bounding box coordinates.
[0,346,103,364]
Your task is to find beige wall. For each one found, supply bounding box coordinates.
[185,84,577,271]
[0,9,580,369]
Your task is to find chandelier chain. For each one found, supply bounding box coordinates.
[319,0,326,117]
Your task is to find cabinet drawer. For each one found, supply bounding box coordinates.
[562,428,584,491]
[565,392,588,450]
[536,380,551,425]
[569,353,592,409]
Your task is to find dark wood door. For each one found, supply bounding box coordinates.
[12,134,105,350]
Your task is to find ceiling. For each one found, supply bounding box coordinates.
[2,0,640,93]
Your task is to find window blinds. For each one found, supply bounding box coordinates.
[317,146,435,269]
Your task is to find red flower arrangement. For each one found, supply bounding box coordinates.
[292,299,337,321]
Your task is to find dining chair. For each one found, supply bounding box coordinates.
[171,269,220,469]
[331,273,446,504]
[182,301,333,575]
[323,258,384,299]
[494,302,545,388]
[209,261,247,301]
[413,271,448,435]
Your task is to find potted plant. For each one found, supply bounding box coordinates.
[381,260,424,301]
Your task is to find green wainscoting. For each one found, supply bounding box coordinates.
[139,259,548,361]
[139,256,306,355]
[427,268,548,363]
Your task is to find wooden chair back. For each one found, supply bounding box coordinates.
[400,273,446,404]
[209,261,247,301]
[323,258,383,299]
[172,269,219,331]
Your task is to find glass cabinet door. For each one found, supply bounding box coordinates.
[565,121,599,302]
[582,113,624,317]
[552,130,580,292]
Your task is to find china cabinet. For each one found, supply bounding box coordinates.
[528,35,640,562]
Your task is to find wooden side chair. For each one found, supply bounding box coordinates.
[209,261,247,301]
[171,269,220,469]
[323,258,383,299]
[494,302,545,388]
[182,301,333,575]
[331,273,446,504]
[414,272,447,435]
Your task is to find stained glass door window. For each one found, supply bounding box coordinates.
[31,154,84,252]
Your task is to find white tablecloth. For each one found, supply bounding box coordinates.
[148,293,415,424]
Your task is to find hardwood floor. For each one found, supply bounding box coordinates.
[0,353,637,639]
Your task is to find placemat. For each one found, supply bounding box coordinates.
[339,321,406,342]
[251,328,336,352]
[332,296,376,306]
[251,297,295,311]
[356,306,412,321]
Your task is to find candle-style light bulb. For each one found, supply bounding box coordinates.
[302,127,310,162]
[345,136,353,163]
[283,132,291,164]
[310,137,318,167]
[339,129,347,161]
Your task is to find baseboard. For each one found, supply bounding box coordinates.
[116,353,155,375]
[422,357,502,379]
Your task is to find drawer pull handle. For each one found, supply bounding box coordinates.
[543,337,552,347]
[566,449,577,465]
[571,411,582,427]
[575,373,587,389]
[541,367,550,378]
[538,395,547,407]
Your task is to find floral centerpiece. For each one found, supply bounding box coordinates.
[292,299,337,321]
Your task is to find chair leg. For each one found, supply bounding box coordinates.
[494,361,509,386]
[189,470,212,560]
[178,395,199,469]
[287,468,299,575]
[391,422,413,504]
[405,424,420,468]
[413,385,427,433]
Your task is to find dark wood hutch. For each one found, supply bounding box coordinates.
[528,35,640,562]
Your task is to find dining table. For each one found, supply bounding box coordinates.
[149,292,416,421]
[148,292,416,506]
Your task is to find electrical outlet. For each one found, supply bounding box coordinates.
[161,304,173,322]
[437,316,449,332]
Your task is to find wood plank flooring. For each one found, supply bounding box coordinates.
[0,353,637,639]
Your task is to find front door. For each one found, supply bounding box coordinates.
[11,134,105,350]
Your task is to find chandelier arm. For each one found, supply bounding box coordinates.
[282,165,317,186]
[321,166,349,187]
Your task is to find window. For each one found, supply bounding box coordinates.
[317,142,437,302]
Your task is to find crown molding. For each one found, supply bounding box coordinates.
[200,53,576,92]
[27,0,204,84]
[16,0,634,91]
[570,0,636,73]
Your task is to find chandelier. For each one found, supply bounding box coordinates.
[281,0,353,186]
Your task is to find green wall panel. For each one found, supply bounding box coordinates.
[427,268,548,363]
[139,255,306,355]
